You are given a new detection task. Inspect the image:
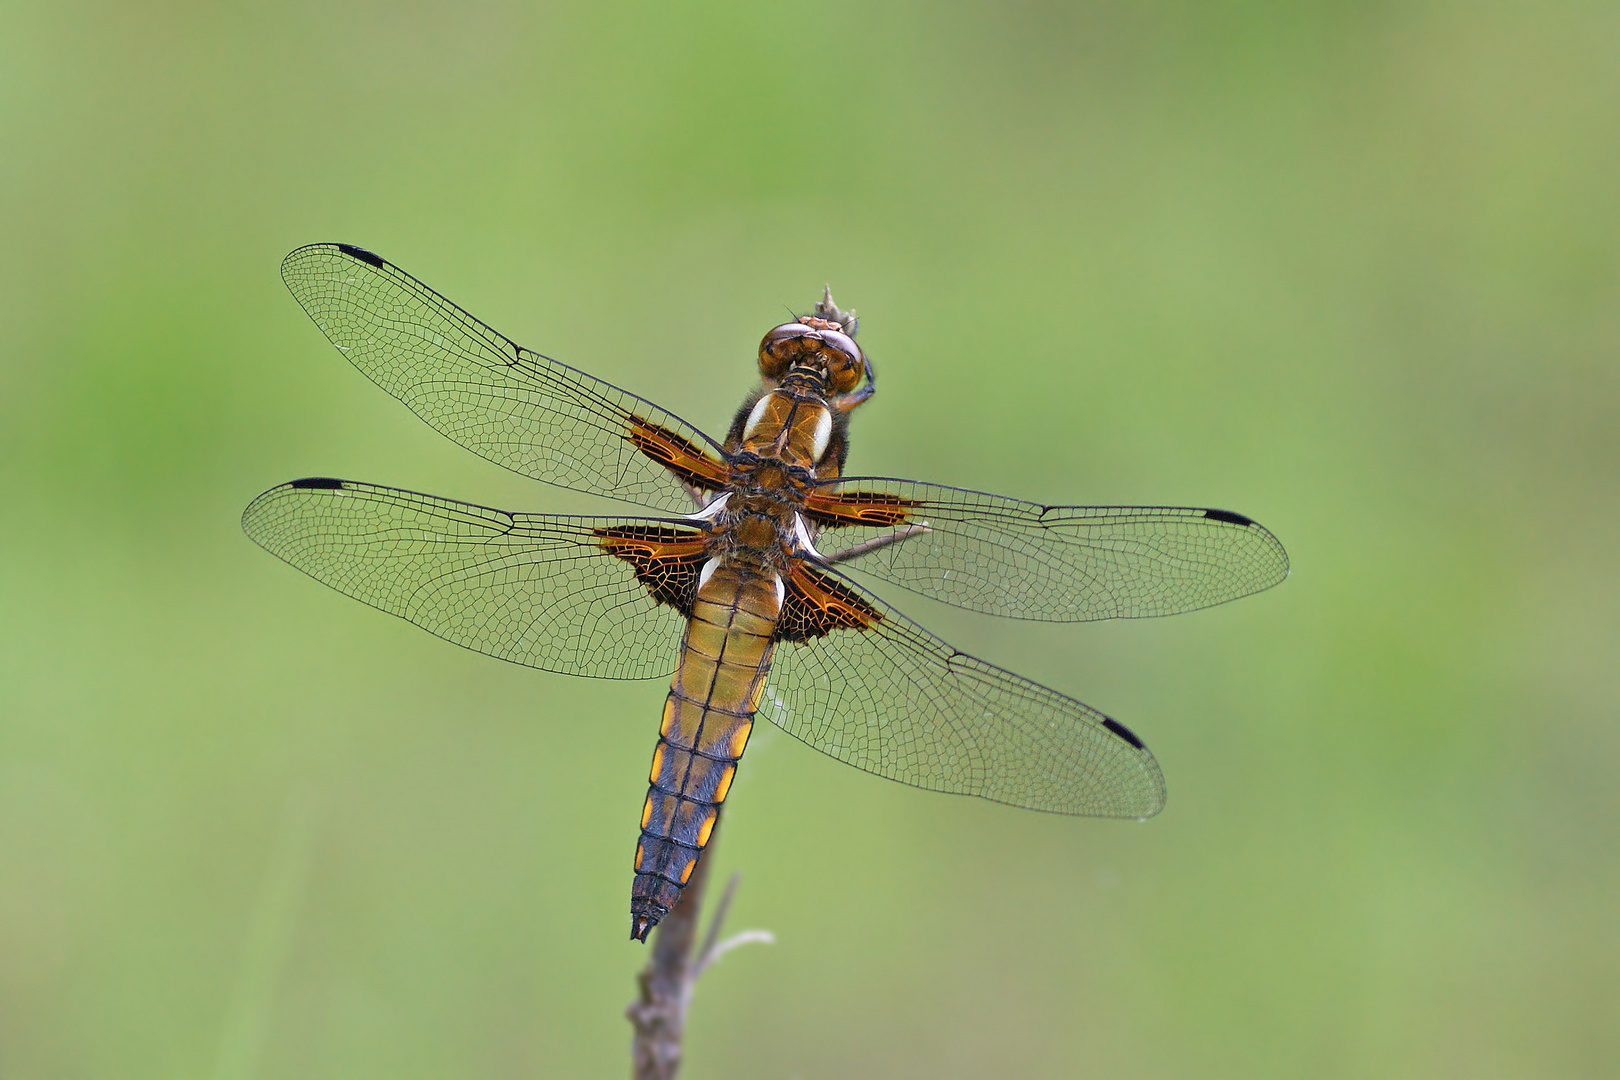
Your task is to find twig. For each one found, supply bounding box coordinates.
[814,284,858,337]
[692,872,740,978]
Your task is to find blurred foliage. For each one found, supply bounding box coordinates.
[2,1,1617,1077]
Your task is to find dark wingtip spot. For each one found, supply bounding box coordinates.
[1102,717,1146,750]
[335,243,385,268]
[289,477,345,490]
[1203,508,1254,527]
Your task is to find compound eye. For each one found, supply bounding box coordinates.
[818,329,866,394]
[758,323,818,378]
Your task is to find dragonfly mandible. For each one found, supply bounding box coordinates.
[242,243,1290,940]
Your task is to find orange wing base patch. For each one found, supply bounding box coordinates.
[802,489,920,529]
[627,417,730,493]
[777,562,884,642]
[595,525,709,614]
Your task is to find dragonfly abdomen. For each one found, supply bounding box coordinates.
[630,560,782,940]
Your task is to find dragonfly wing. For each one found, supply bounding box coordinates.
[804,477,1289,622]
[242,479,705,680]
[280,243,730,515]
[762,562,1165,817]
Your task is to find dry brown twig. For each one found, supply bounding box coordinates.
[626,838,773,1080]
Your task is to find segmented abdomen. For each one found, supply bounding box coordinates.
[630,561,781,939]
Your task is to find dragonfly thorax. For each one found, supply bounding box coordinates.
[733,388,836,468]
[730,512,781,552]
[708,491,796,555]
[727,456,812,494]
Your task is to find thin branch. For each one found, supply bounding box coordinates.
[821,523,931,565]
[814,284,858,338]
[699,929,775,973]
[693,873,741,978]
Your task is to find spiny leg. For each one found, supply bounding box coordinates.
[821,523,931,566]
[834,352,877,414]
[680,479,710,511]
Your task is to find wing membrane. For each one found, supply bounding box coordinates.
[280,243,728,514]
[763,565,1165,817]
[806,477,1289,622]
[242,479,698,680]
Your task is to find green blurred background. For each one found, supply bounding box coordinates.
[3,1,1617,1076]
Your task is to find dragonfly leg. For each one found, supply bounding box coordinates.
[680,479,710,511]
[821,522,931,565]
[834,382,875,413]
[834,345,875,414]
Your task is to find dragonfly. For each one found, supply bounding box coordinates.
[242,243,1290,941]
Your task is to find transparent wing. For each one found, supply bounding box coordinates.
[763,567,1166,817]
[280,243,728,515]
[242,478,695,680]
[806,477,1289,622]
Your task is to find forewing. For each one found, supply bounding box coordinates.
[242,479,703,680]
[805,477,1289,622]
[762,563,1165,817]
[280,243,729,514]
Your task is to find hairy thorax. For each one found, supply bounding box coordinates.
[707,381,842,570]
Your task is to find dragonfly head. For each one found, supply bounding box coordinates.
[758,316,866,395]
